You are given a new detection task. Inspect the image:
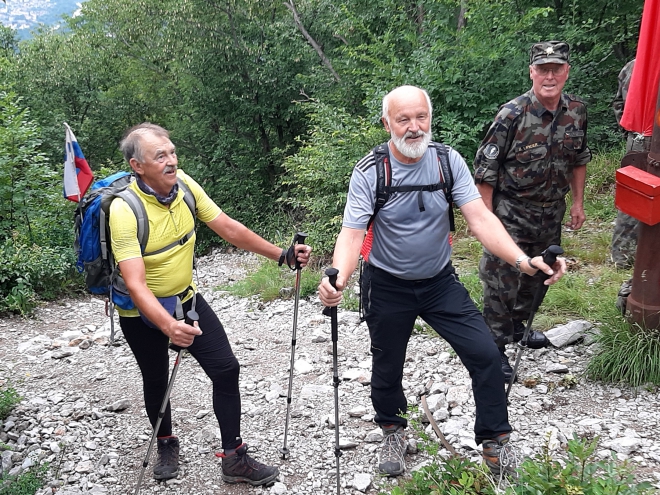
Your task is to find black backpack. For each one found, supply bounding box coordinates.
[366,141,455,232]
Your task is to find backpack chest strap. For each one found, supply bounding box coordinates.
[386,182,445,212]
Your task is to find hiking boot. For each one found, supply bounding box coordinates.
[616,279,632,315]
[220,443,279,486]
[482,433,519,477]
[513,321,549,349]
[378,425,407,476]
[499,347,515,382]
[153,436,180,480]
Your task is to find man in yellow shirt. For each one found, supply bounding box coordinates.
[110,123,311,486]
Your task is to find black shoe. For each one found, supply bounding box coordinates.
[153,436,180,480]
[513,321,549,349]
[499,347,514,382]
[220,443,279,486]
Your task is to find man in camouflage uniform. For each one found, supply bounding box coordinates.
[610,59,653,270]
[473,41,592,379]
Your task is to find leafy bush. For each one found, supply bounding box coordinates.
[0,386,20,421]
[510,435,655,495]
[281,102,388,255]
[0,236,77,314]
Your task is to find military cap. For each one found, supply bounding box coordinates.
[529,41,570,65]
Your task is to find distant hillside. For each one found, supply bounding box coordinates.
[0,0,84,38]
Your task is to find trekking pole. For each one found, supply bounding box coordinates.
[280,232,308,459]
[323,268,342,495]
[506,245,564,399]
[134,309,199,495]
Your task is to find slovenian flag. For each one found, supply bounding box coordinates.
[620,0,660,136]
[63,123,94,202]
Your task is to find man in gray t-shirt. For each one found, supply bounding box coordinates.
[318,85,566,478]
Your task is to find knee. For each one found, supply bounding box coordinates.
[207,356,240,383]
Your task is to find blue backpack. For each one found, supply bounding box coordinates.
[74,172,196,338]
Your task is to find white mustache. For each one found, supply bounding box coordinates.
[163,166,176,175]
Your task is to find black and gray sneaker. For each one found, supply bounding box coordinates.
[153,436,180,480]
[378,424,407,476]
[482,432,519,477]
[220,443,279,486]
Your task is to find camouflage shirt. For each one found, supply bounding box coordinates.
[613,60,635,126]
[474,89,592,203]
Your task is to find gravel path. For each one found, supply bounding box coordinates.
[1,249,659,495]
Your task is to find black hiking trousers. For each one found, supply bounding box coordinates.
[361,261,511,444]
[120,294,243,450]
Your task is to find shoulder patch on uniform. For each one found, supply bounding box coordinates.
[483,143,499,160]
[564,93,586,104]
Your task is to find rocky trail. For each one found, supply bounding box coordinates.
[1,250,659,495]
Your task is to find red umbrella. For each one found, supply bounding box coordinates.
[620,0,660,136]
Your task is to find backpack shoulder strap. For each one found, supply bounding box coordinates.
[366,143,391,231]
[430,142,455,232]
[177,177,197,220]
[114,188,150,252]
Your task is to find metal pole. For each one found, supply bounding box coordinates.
[325,268,342,495]
[280,232,308,459]
[506,246,563,398]
[134,309,199,495]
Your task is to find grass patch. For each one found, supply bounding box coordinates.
[0,464,48,495]
[0,386,20,421]
[587,319,660,386]
[216,260,319,302]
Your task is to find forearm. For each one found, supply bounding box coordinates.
[331,227,364,288]
[207,213,282,262]
[119,259,178,333]
[570,165,586,207]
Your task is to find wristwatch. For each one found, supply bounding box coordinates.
[515,254,530,271]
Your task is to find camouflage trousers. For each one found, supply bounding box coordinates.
[480,195,565,347]
[610,134,651,269]
[610,211,638,269]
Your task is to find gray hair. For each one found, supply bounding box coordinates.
[381,85,433,124]
[119,122,170,163]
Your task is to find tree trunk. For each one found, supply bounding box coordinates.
[284,0,340,82]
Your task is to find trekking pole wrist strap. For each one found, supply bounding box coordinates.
[278,248,288,266]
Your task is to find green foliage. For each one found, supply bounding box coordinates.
[281,102,388,254]
[216,260,318,302]
[0,236,77,315]
[587,320,660,386]
[510,434,655,495]
[0,386,20,421]
[386,455,497,495]
[0,464,48,495]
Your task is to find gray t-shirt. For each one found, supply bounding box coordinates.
[343,143,480,280]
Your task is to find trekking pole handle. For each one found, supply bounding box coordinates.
[185,310,199,326]
[326,268,339,290]
[540,245,564,280]
[292,232,308,271]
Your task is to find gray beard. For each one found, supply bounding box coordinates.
[391,130,432,159]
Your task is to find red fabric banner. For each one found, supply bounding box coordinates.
[620,0,660,136]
